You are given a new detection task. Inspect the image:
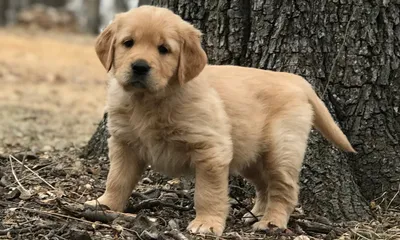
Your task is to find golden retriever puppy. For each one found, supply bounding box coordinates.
[85,5,355,236]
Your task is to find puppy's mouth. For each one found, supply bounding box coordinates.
[127,75,148,89]
[130,80,147,89]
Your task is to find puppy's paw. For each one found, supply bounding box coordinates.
[84,194,125,212]
[84,199,111,210]
[187,217,225,236]
[253,220,294,236]
[252,219,286,232]
[242,212,262,224]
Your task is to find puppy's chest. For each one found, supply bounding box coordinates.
[110,112,193,176]
[136,128,192,175]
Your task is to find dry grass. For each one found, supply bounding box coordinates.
[344,202,400,240]
[0,27,107,152]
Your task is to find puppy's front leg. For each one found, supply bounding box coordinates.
[85,137,145,212]
[187,158,230,236]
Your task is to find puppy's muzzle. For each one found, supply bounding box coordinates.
[130,59,151,88]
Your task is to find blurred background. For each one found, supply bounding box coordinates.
[0,0,151,33]
[0,0,149,153]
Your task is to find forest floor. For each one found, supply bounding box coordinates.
[0,27,399,240]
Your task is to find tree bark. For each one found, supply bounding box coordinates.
[0,0,8,26]
[139,0,152,6]
[83,113,109,160]
[84,0,400,222]
[29,0,67,7]
[115,0,129,13]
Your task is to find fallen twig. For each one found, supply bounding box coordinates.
[349,228,373,240]
[295,219,345,234]
[8,156,29,192]
[164,229,189,240]
[127,199,193,213]
[6,163,55,188]
[229,185,259,222]
[141,188,191,199]
[0,227,14,235]
[386,183,400,211]
[57,199,137,224]
[9,154,56,190]
[0,224,54,236]
[231,195,259,223]
[15,206,139,236]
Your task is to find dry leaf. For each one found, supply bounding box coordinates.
[167,178,180,185]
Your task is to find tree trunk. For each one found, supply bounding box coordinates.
[115,0,129,13]
[84,0,400,222]
[83,113,109,160]
[0,0,8,26]
[29,0,67,7]
[5,0,30,25]
[139,0,152,6]
[84,0,101,34]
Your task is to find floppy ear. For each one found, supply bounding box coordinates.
[95,22,116,72]
[178,26,208,84]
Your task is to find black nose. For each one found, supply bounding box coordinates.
[131,60,150,75]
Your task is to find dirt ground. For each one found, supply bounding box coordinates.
[0,27,107,153]
[0,28,399,240]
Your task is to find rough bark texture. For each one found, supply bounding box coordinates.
[84,0,400,222]
[83,113,109,159]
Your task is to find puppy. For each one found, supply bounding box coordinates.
[85,5,355,236]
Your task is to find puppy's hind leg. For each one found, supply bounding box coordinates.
[240,162,268,224]
[253,103,312,231]
[85,137,145,212]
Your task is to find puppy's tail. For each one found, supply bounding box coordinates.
[300,79,356,153]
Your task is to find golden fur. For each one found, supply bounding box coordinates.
[85,6,355,236]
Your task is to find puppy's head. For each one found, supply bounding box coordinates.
[95,6,207,93]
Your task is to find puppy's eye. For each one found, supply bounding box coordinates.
[123,39,134,48]
[158,45,169,54]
